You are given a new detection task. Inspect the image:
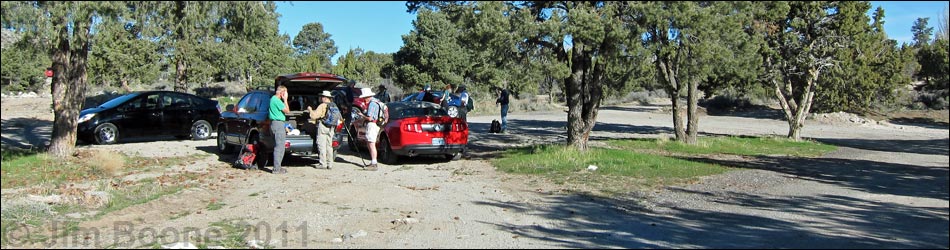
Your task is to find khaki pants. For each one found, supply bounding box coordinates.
[316,123,334,168]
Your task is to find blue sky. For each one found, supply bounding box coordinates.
[277,1,949,64]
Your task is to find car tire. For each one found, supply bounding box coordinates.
[191,120,212,140]
[378,135,398,165]
[217,126,235,154]
[446,105,460,118]
[94,123,119,145]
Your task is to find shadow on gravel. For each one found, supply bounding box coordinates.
[473,190,948,248]
[678,155,950,201]
[813,138,949,156]
[1,117,51,149]
[463,119,675,161]
[704,106,787,121]
[888,117,950,130]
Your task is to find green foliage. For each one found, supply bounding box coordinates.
[88,16,161,90]
[0,31,50,92]
[912,17,934,47]
[393,8,470,90]
[333,47,394,84]
[293,22,337,72]
[813,2,909,113]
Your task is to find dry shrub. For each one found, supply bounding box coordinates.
[76,149,125,176]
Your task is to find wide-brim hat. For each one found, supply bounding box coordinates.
[320,90,333,97]
[358,87,376,98]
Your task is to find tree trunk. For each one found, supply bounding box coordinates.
[48,19,91,158]
[656,56,686,142]
[566,42,589,150]
[686,78,699,144]
[175,56,187,92]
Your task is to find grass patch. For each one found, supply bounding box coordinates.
[206,201,225,211]
[491,136,836,193]
[1,149,206,189]
[608,136,836,157]
[493,144,730,184]
[95,183,184,220]
[203,219,254,249]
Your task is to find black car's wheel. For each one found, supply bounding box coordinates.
[191,120,212,140]
[378,135,398,165]
[217,126,235,153]
[94,123,119,145]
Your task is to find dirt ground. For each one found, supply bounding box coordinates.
[1,96,947,248]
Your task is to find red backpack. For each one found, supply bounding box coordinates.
[236,144,259,169]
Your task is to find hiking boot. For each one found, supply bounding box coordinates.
[365,164,378,171]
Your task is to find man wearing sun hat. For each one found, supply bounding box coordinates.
[357,87,385,171]
[307,90,338,169]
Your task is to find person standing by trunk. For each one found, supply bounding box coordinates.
[307,90,338,170]
[269,85,290,174]
[495,88,510,133]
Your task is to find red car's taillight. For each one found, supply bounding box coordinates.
[336,120,344,132]
[403,123,422,133]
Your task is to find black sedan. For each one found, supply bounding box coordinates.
[78,91,221,144]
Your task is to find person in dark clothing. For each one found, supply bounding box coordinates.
[375,84,391,103]
[495,88,510,133]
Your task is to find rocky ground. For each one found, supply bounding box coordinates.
[1,96,947,248]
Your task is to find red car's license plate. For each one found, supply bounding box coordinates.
[431,138,445,145]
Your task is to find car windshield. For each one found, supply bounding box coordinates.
[98,93,142,109]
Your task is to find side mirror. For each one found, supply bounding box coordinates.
[225,104,236,113]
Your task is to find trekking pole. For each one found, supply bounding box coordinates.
[343,119,369,168]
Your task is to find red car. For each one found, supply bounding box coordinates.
[348,101,468,164]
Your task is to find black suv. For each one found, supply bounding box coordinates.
[216,73,347,165]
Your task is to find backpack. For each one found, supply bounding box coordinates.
[490,120,501,133]
[235,143,259,170]
[322,103,341,128]
[371,99,389,126]
[465,94,475,111]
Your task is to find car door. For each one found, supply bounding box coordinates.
[229,92,264,144]
[141,93,166,136]
[116,96,148,137]
[162,92,195,135]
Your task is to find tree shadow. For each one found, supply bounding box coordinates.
[1,117,52,149]
[677,155,949,201]
[704,105,787,121]
[599,105,667,113]
[887,117,950,130]
[463,119,676,161]
[472,189,948,248]
[813,138,949,156]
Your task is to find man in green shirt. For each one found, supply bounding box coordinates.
[269,85,290,174]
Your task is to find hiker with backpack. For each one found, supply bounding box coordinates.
[307,90,341,170]
[357,87,387,171]
[495,87,510,133]
[458,84,471,120]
